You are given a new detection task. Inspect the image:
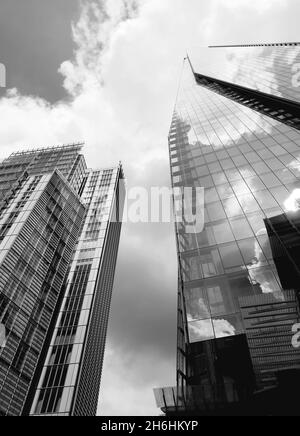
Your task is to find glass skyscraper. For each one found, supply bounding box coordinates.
[0,144,125,416]
[155,43,300,416]
[29,166,125,416]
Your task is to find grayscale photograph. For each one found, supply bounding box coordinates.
[0,0,299,425]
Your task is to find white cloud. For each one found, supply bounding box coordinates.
[284,188,300,212]
[219,0,287,13]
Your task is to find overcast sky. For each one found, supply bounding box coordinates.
[0,0,300,416]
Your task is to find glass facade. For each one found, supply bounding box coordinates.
[189,44,300,103]
[0,144,124,416]
[30,166,125,416]
[0,171,85,416]
[0,144,86,219]
[157,45,300,415]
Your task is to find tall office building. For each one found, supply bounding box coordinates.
[29,165,125,416]
[0,144,125,416]
[155,43,300,416]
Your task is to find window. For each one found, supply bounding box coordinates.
[208,162,222,174]
[212,173,227,186]
[216,183,234,200]
[207,202,226,222]
[239,194,260,214]
[253,161,271,175]
[232,155,248,166]
[231,180,251,196]
[230,217,253,240]
[246,176,266,193]
[238,238,266,267]
[260,173,281,189]
[207,287,225,315]
[188,319,214,343]
[205,188,219,204]
[222,197,243,218]
[184,285,210,321]
[219,242,244,272]
[256,190,278,210]
[247,212,266,234]
[213,221,235,244]
[200,248,223,278]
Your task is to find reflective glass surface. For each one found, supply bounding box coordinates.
[189,45,300,103]
[171,57,300,391]
[0,172,85,416]
[30,167,124,416]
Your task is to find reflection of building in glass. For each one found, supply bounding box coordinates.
[0,145,125,416]
[240,291,300,390]
[265,211,300,299]
[156,43,300,416]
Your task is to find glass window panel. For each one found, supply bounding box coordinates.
[231,180,251,196]
[213,313,244,339]
[264,207,282,219]
[283,142,300,153]
[229,273,255,300]
[216,150,229,160]
[220,159,235,170]
[206,202,226,222]
[277,169,297,185]
[205,277,236,316]
[260,173,281,189]
[183,254,203,281]
[248,266,281,294]
[216,183,235,199]
[179,232,196,251]
[212,173,228,186]
[200,247,224,278]
[227,148,241,157]
[255,190,278,210]
[205,187,219,204]
[239,166,256,179]
[184,285,210,321]
[246,176,266,193]
[250,140,265,151]
[272,145,287,156]
[196,225,216,248]
[256,234,274,261]
[195,166,210,177]
[225,168,242,182]
[230,217,253,240]
[199,175,214,188]
[208,162,222,174]
[238,238,267,268]
[239,194,260,214]
[245,152,260,163]
[279,154,296,166]
[253,161,270,175]
[269,185,290,208]
[222,197,243,218]
[194,156,206,166]
[266,158,285,171]
[239,144,252,153]
[188,319,215,343]
[257,148,273,159]
[232,155,248,166]
[205,153,217,163]
[207,286,225,315]
[213,221,235,244]
[247,212,266,234]
[219,242,244,272]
